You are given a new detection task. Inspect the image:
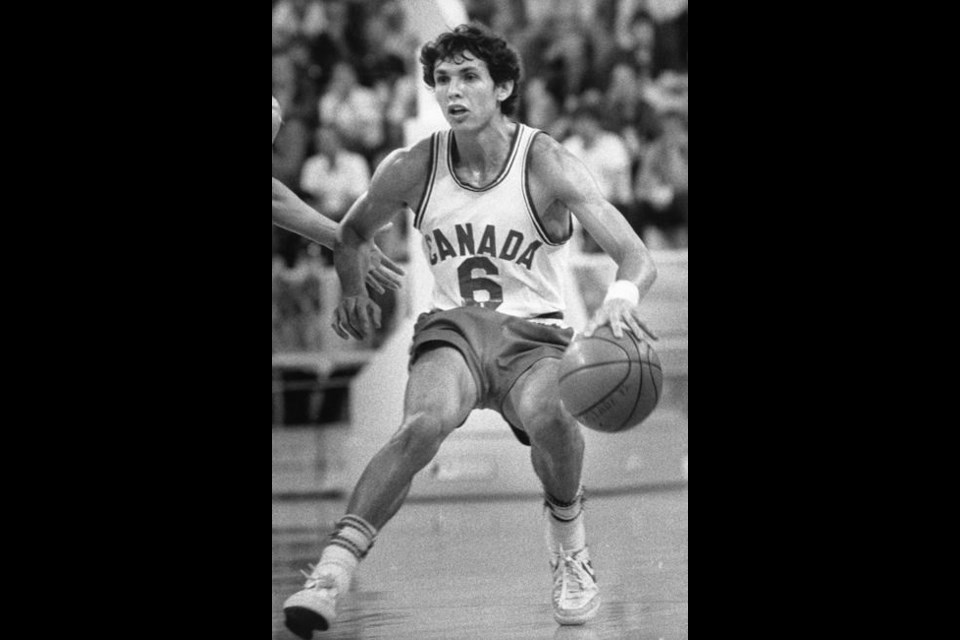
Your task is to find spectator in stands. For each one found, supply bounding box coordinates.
[303,0,356,93]
[602,6,670,82]
[272,0,325,50]
[464,0,498,26]
[635,107,688,249]
[614,7,659,78]
[361,1,417,155]
[381,66,417,152]
[644,0,688,73]
[489,0,529,41]
[300,126,371,222]
[643,69,688,117]
[600,60,661,208]
[285,36,323,118]
[562,103,634,252]
[272,248,324,351]
[520,11,594,107]
[604,61,660,144]
[609,2,688,79]
[318,61,386,167]
[522,75,566,140]
[361,0,419,77]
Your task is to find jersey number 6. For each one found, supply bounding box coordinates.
[457,257,503,310]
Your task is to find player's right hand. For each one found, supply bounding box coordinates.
[583,299,658,341]
[332,294,382,340]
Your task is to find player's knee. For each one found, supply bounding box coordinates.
[521,397,580,448]
[393,411,455,465]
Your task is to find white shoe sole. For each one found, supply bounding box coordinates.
[554,595,601,625]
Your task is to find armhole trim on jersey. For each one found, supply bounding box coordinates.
[413,133,440,230]
[522,130,573,247]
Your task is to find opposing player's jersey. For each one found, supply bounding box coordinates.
[413,123,572,319]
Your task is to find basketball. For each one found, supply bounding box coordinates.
[558,326,663,433]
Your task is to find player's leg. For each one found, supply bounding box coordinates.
[313,345,475,586]
[505,358,599,625]
[508,358,584,507]
[345,345,477,526]
[284,345,477,638]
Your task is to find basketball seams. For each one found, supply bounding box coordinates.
[558,336,630,384]
[570,358,632,419]
[559,335,661,385]
[558,360,634,384]
[560,335,631,419]
[646,342,661,406]
[582,334,661,368]
[621,332,645,430]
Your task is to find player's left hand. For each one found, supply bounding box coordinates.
[583,299,658,341]
[365,244,405,294]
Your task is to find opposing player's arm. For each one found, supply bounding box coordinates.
[272,177,404,293]
[332,140,431,339]
[531,135,658,339]
[272,177,338,248]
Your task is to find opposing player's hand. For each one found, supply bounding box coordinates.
[365,244,405,294]
[272,95,283,144]
[332,294,382,341]
[583,299,658,341]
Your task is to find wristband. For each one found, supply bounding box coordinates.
[603,280,640,306]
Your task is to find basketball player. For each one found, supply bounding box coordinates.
[272,95,404,293]
[283,24,657,637]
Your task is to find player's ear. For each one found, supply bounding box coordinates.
[496,80,515,104]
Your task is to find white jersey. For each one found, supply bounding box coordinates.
[413,123,572,320]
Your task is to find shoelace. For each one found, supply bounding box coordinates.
[554,548,593,600]
[300,563,336,591]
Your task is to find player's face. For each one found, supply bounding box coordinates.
[433,54,510,130]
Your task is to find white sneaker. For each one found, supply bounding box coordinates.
[283,566,342,638]
[551,546,601,625]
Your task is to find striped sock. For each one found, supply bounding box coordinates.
[544,487,586,553]
[315,514,379,590]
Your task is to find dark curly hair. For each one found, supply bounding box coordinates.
[419,23,522,117]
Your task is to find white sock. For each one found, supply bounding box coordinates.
[314,514,378,591]
[544,489,587,553]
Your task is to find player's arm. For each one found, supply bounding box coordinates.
[531,136,658,339]
[272,97,401,292]
[272,177,338,248]
[272,177,404,293]
[333,142,430,340]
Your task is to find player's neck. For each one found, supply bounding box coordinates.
[450,117,516,177]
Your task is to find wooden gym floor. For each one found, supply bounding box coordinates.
[272,487,688,639]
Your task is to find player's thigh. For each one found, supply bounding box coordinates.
[404,345,478,432]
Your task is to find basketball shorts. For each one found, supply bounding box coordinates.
[410,306,575,446]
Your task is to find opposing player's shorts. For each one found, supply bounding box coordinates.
[410,306,575,445]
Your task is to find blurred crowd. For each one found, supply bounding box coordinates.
[273,0,688,352]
